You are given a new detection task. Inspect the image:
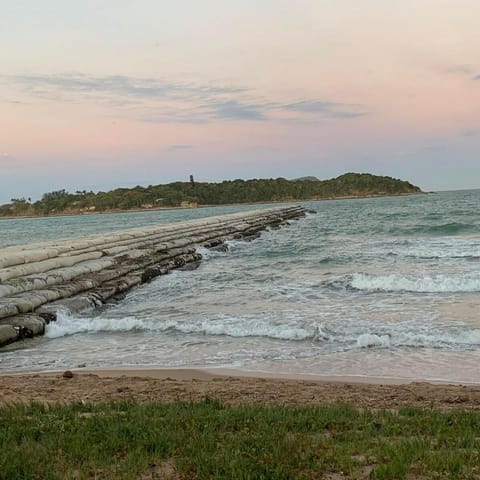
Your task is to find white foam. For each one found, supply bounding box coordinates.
[45,312,313,341]
[389,238,480,259]
[357,334,391,348]
[408,248,480,259]
[225,239,248,251]
[45,313,480,351]
[355,328,480,349]
[350,272,480,293]
[45,312,152,338]
[394,329,480,348]
[195,246,228,260]
[167,318,312,340]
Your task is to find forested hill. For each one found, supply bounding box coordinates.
[1,173,422,217]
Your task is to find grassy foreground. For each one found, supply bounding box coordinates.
[1,400,479,479]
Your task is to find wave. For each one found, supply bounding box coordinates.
[398,250,480,260]
[386,238,480,260]
[45,313,153,338]
[356,329,480,349]
[357,333,391,348]
[315,255,358,266]
[347,272,480,293]
[45,312,480,352]
[225,239,251,251]
[45,312,313,341]
[195,246,229,260]
[389,222,477,236]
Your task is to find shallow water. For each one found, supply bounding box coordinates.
[1,191,480,383]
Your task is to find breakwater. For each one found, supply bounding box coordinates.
[0,206,306,347]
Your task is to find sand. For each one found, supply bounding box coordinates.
[1,368,480,410]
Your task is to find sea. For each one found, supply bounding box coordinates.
[1,190,480,383]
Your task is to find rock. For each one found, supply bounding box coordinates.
[0,315,46,337]
[63,370,74,379]
[0,324,19,347]
[203,239,220,248]
[209,243,229,252]
[178,260,201,271]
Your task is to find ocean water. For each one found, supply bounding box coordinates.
[1,190,480,383]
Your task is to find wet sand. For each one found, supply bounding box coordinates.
[1,368,480,410]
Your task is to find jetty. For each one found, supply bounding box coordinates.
[0,206,307,347]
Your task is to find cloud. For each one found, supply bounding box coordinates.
[167,144,193,151]
[0,153,12,160]
[420,144,447,153]
[460,129,479,137]
[283,100,368,118]
[0,97,24,105]
[4,73,246,103]
[444,65,480,82]
[446,65,475,75]
[208,100,266,121]
[2,72,369,124]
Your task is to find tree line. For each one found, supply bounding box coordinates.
[0,173,422,217]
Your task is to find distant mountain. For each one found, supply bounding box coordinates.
[0,172,423,217]
[293,176,320,181]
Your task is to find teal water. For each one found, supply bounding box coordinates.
[1,191,480,382]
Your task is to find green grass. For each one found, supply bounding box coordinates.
[1,400,480,479]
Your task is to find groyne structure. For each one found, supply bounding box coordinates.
[0,206,307,347]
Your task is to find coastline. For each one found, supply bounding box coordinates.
[1,367,479,409]
[0,366,456,384]
[0,191,425,221]
[5,365,477,385]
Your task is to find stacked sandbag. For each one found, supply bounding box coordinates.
[0,206,306,347]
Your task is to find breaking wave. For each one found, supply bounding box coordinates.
[45,313,153,338]
[348,273,480,293]
[45,313,480,351]
[387,239,480,260]
[357,334,391,348]
[45,312,313,341]
[356,329,480,349]
[195,246,229,260]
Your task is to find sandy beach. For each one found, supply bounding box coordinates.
[2,368,480,410]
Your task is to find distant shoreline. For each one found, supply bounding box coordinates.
[0,191,425,221]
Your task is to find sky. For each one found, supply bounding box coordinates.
[1,0,479,202]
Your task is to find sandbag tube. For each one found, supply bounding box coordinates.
[0,206,308,347]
